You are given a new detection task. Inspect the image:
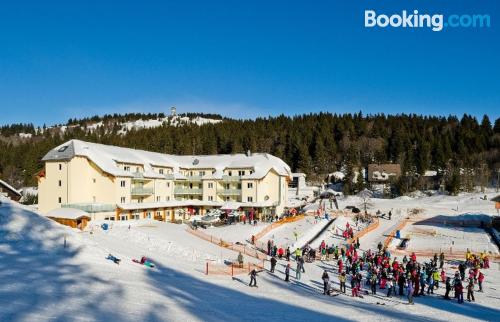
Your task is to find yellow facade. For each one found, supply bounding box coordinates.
[38,141,290,221]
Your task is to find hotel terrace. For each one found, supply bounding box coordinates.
[38,140,291,222]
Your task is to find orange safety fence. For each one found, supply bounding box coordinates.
[252,215,306,241]
[384,218,411,248]
[187,227,268,260]
[205,260,266,276]
[345,216,379,245]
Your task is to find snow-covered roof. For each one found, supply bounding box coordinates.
[45,208,90,219]
[0,179,21,196]
[42,140,291,180]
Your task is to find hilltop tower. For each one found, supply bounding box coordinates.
[170,106,177,116]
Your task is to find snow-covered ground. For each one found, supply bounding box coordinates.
[395,224,499,255]
[205,222,269,244]
[1,191,500,322]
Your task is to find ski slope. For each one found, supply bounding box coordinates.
[1,193,500,322]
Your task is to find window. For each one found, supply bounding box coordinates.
[247,182,253,189]
[120,215,128,221]
[120,180,126,187]
[167,182,170,188]
[138,197,144,203]
[238,170,245,176]
[225,183,230,189]
[200,171,205,176]
[58,145,68,152]
[59,164,62,170]
[247,197,253,202]
[190,171,193,176]
[208,182,213,189]
[237,183,242,189]
[124,166,130,171]
[250,170,254,174]
[120,197,126,203]
[166,196,170,201]
[92,178,96,183]
[58,197,62,204]
[156,211,161,217]
[159,169,164,174]
[208,196,214,201]
[58,180,62,187]
[228,171,232,176]
[156,196,161,202]
[136,167,140,173]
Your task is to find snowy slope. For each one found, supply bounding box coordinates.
[1,194,500,322]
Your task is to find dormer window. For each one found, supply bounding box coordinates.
[159,169,164,174]
[124,166,130,172]
[228,171,232,176]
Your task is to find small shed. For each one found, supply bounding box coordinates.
[0,179,22,201]
[46,208,91,230]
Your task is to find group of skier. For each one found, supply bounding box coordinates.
[254,235,489,306]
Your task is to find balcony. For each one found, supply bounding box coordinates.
[164,173,175,180]
[186,175,202,182]
[217,188,242,196]
[174,187,203,195]
[222,175,241,182]
[62,203,115,213]
[131,187,154,195]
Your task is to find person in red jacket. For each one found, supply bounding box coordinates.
[478,271,485,292]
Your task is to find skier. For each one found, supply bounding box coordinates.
[444,277,451,300]
[249,269,257,287]
[398,272,406,296]
[339,272,346,293]
[300,256,306,273]
[466,280,475,302]
[407,278,414,305]
[286,247,291,261]
[237,252,244,268]
[455,281,464,304]
[439,252,445,269]
[270,256,277,273]
[458,262,466,281]
[296,260,302,280]
[322,271,330,295]
[285,263,290,282]
[351,274,359,297]
[478,271,484,292]
[387,277,394,297]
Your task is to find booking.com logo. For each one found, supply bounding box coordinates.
[365,10,491,32]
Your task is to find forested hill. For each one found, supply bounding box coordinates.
[1,112,499,194]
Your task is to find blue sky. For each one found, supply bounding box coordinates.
[0,0,498,126]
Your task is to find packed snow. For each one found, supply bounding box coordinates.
[1,191,500,322]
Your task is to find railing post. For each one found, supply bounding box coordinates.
[206,262,208,275]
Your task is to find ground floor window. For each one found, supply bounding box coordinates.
[120,215,127,221]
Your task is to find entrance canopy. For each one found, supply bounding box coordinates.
[220,202,241,211]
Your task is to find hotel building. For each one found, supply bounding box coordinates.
[38,140,291,222]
